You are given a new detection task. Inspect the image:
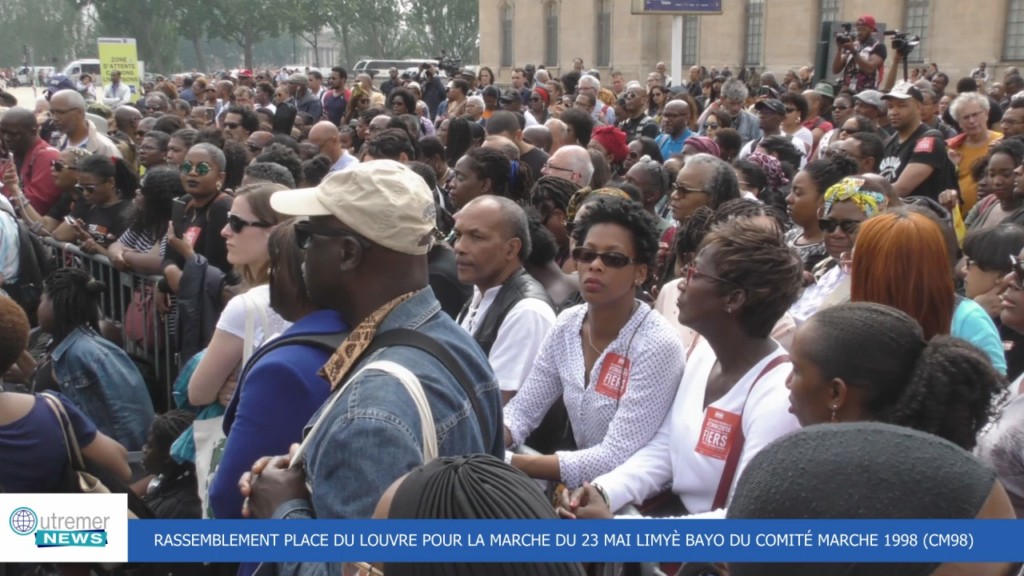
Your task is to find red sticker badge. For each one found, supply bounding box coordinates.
[594,353,631,400]
[914,137,935,154]
[695,408,741,460]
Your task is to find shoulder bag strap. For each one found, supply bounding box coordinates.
[41,393,86,472]
[711,353,790,510]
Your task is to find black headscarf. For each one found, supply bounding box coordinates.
[385,454,585,576]
[726,422,998,576]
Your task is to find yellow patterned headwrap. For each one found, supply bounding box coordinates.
[823,177,887,218]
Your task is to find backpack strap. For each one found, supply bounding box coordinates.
[236,330,350,386]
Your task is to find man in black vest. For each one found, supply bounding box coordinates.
[454,196,557,404]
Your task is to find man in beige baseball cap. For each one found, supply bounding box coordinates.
[246,160,504,538]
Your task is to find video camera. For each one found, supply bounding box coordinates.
[435,50,463,77]
[884,29,921,57]
[834,23,854,46]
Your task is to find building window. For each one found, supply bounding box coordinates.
[545,2,559,67]
[744,0,764,66]
[819,0,840,25]
[596,0,612,67]
[681,15,699,66]
[500,3,514,67]
[904,0,929,63]
[1006,0,1024,60]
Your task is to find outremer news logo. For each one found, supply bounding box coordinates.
[0,494,127,563]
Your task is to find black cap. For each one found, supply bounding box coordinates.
[754,99,786,115]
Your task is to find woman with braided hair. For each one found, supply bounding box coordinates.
[359,454,585,576]
[450,147,533,210]
[529,175,581,266]
[787,302,1004,450]
[32,268,155,451]
[140,409,200,518]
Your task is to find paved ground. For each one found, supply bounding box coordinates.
[2,86,45,107]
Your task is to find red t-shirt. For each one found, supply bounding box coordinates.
[18,138,63,215]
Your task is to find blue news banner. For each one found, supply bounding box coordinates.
[129,520,1024,563]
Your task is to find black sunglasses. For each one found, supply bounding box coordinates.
[818,218,861,235]
[571,246,639,268]
[227,213,273,234]
[294,220,372,250]
[75,183,97,194]
[51,160,77,172]
[223,122,241,129]
[1011,255,1024,288]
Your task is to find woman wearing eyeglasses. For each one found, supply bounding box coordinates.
[789,176,890,325]
[560,218,803,520]
[51,153,138,258]
[503,197,685,490]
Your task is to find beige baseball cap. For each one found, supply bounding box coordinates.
[270,160,437,255]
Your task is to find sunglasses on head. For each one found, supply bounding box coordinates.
[818,218,861,235]
[227,213,273,234]
[571,246,638,268]
[180,161,212,176]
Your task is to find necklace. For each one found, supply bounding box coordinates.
[585,321,603,356]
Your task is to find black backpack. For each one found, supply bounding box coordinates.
[0,206,53,324]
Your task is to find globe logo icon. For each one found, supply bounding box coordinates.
[9,507,37,536]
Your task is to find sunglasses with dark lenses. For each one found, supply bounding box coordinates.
[223,122,241,129]
[818,218,862,235]
[180,161,212,176]
[840,127,859,135]
[75,183,97,194]
[706,123,719,130]
[51,160,76,172]
[294,220,372,250]
[227,213,273,234]
[571,246,638,268]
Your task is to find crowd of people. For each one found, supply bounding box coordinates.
[1,13,1024,576]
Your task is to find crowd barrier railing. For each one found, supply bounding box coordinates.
[40,237,179,411]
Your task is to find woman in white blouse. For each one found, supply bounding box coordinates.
[504,196,685,489]
[560,216,804,517]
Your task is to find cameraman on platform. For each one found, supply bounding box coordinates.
[832,15,887,92]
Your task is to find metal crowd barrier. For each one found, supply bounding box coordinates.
[41,237,179,411]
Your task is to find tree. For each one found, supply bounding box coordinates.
[176,0,210,72]
[340,0,413,59]
[207,0,287,69]
[406,0,479,63]
[0,0,86,70]
[289,0,336,67]
[80,0,181,72]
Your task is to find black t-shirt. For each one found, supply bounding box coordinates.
[427,243,471,320]
[618,115,661,143]
[520,147,550,183]
[70,198,135,246]
[841,36,887,92]
[46,191,75,221]
[879,124,950,201]
[162,193,233,274]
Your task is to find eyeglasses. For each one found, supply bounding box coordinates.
[572,246,639,268]
[75,183,97,194]
[706,123,719,129]
[51,160,77,172]
[840,127,859,135]
[684,264,740,287]
[294,220,372,250]
[223,122,241,129]
[543,163,576,175]
[818,218,862,235]
[673,183,708,196]
[227,213,273,233]
[180,161,213,176]
[625,92,641,100]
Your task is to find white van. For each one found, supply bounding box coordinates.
[62,59,102,80]
[13,66,55,86]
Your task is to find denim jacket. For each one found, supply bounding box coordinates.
[51,326,155,451]
[267,287,503,576]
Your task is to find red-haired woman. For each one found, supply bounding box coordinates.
[850,209,1007,374]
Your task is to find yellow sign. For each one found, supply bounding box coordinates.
[98,37,141,103]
